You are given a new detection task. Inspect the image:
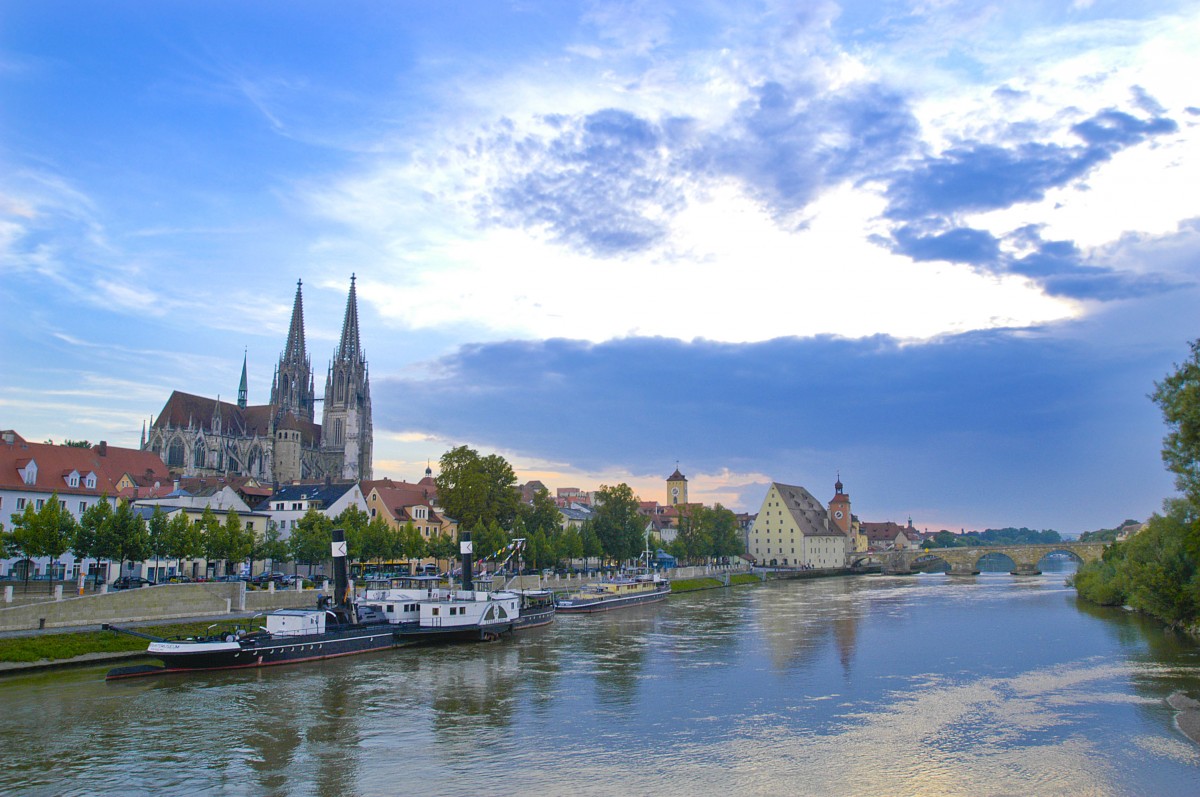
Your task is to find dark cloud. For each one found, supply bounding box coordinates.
[376,318,1187,529]
[696,81,921,215]
[483,108,683,256]
[883,103,1180,300]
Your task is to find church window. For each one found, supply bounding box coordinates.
[193,442,206,469]
[167,440,184,468]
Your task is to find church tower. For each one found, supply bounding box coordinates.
[271,280,316,423]
[237,349,248,410]
[829,474,852,536]
[667,466,688,506]
[322,275,373,480]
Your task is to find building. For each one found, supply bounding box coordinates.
[747,482,848,568]
[667,467,688,506]
[363,478,458,544]
[0,431,171,580]
[144,277,372,484]
[861,520,921,551]
[256,481,368,538]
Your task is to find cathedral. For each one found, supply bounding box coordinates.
[144,277,373,483]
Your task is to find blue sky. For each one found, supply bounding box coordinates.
[3,1,1198,534]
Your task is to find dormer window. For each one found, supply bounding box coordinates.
[18,459,37,485]
[414,506,428,520]
[66,469,81,488]
[85,472,97,489]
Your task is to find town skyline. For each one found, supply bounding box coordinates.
[4,2,1198,534]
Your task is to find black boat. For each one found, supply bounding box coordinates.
[105,528,395,679]
[513,589,556,629]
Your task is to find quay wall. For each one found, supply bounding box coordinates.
[0,583,319,633]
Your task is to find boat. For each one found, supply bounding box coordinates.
[105,528,395,679]
[357,531,519,642]
[554,571,670,613]
[513,588,556,629]
[554,530,671,614]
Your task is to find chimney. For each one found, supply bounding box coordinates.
[332,527,350,610]
[98,441,108,457]
[460,530,474,592]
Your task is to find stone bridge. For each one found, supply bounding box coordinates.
[855,542,1108,576]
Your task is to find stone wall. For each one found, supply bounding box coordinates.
[0,582,314,632]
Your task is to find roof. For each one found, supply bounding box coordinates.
[772,482,846,538]
[0,434,169,499]
[668,468,686,481]
[860,521,917,543]
[256,481,359,510]
[152,391,321,447]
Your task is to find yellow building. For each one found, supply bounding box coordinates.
[748,482,848,568]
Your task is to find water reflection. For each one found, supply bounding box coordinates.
[0,572,1198,796]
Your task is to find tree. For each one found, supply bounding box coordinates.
[591,483,644,563]
[707,504,744,560]
[147,506,170,582]
[334,505,371,572]
[260,523,291,572]
[580,520,604,571]
[164,510,202,579]
[428,532,458,574]
[5,503,42,587]
[1152,339,1200,506]
[434,445,520,531]
[676,506,713,564]
[78,499,113,585]
[99,500,149,580]
[289,509,333,578]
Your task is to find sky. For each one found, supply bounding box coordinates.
[2,1,1199,535]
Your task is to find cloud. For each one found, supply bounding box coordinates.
[484,108,685,255]
[372,301,1187,529]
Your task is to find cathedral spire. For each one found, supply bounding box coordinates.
[238,348,248,409]
[336,273,362,362]
[283,279,307,366]
[271,279,315,422]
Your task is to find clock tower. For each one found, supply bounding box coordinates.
[829,474,852,536]
[667,466,688,506]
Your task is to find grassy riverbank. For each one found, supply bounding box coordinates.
[0,620,237,664]
[670,573,764,592]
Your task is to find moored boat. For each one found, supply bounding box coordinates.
[554,571,670,614]
[105,528,394,679]
[513,588,556,629]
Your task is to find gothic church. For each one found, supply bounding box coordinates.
[144,277,373,483]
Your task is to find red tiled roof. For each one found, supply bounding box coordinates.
[1,435,168,498]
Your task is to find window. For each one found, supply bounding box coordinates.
[246,522,254,531]
[85,473,96,489]
[36,499,45,509]
[292,502,302,511]
[275,502,285,511]
[67,472,79,488]
[59,500,66,509]
[431,607,439,616]
[16,498,25,510]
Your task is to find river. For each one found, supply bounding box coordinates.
[1,563,1198,796]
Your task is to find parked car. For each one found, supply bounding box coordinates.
[216,574,248,583]
[112,576,153,590]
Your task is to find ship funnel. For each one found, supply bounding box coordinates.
[332,527,350,608]
[460,530,473,592]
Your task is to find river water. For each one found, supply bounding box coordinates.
[2,564,1199,796]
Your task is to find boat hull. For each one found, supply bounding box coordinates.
[107,625,398,679]
[555,585,670,614]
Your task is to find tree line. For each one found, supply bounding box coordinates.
[1073,340,1200,628]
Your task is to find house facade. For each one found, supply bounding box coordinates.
[747,482,849,568]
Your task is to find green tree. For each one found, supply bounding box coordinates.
[580,520,604,571]
[1152,339,1200,506]
[434,445,520,531]
[147,506,170,582]
[591,483,644,563]
[260,522,291,573]
[334,505,372,572]
[5,503,43,587]
[99,500,149,581]
[78,499,113,585]
[428,532,458,575]
[164,511,202,579]
[707,504,744,560]
[676,506,712,564]
[289,509,333,578]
